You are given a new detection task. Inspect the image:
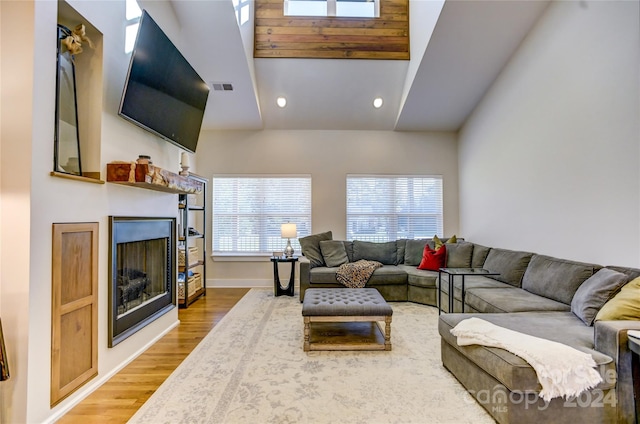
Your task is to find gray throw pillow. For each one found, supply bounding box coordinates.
[299,231,332,267]
[353,240,397,265]
[571,268,629,326]
[319,240,349,268]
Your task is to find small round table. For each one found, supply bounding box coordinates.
[270,256,298,297]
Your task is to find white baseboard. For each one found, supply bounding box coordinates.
[206,278,300,290]
[44,319,180,424]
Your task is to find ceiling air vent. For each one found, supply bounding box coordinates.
[211,82,234,92]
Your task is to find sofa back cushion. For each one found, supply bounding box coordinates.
[404,239,430,266]
[299,231,333,267]
[446,241,473,268]
[471,244,491,268]
[353,240,398,265]
[605,265,640,281]
[522,254,600,304]
[483,248,534,287]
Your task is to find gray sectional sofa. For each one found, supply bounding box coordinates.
[298,232,640,423]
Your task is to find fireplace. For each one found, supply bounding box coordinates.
[108,216,176,347]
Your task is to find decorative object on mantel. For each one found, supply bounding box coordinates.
[180,152,190,176]
[137,155,152,165]
[62,23,94,57]
[106,161,204,194]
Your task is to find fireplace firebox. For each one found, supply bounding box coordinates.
[108,216,176,347]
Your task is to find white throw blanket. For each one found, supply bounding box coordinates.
[450,317,603,402]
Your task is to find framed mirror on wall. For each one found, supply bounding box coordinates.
[54,24,82,176]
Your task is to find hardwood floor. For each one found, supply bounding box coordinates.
[57,288,250,424]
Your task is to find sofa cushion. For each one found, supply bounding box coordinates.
[439,312,615,393]
[353,240,397,265]
[440,275,515,301]
[522,254,599,305]
[299,231,332,267]
[309,266,341,284]
[418,244,446,271]
[367,265,408,286]
[465,287,570,313]
[400,265,438,288]
[319,240,349,267]
[446,241,473,268]
[571,268,628,326]
[596,276,640,321]
[404,239,430,266]
[471,243,491,268]
[482,248,534,287]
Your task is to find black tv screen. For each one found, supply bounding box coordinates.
[119,10,209,153]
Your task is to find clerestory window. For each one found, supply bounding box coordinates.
[284,0,380,18]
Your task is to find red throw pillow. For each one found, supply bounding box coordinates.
[417,244,447,271]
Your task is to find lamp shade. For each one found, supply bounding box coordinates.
[281,223,297,239]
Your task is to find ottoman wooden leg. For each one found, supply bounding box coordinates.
[384,316,392,351]
[303,316,310,351]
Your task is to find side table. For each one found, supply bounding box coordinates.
[438,268,500,314]
[270,256,298,297]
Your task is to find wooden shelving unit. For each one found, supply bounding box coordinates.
[178,174,208,308]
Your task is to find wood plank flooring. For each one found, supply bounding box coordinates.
[57,288,250,424]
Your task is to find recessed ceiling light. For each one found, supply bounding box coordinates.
[373,97,383,108]
[276,96,287,108]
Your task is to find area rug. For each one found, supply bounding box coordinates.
[128,289,493,424]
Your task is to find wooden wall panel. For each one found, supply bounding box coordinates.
[254,0,409,59]
[51,222,98,406]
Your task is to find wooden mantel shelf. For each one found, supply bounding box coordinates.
[106,162,204,194]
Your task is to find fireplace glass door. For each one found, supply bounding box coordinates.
[109,217,176,346]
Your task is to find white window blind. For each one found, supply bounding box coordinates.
[284,0,380,18]
[212,176,311,254]
[346,175,443,242]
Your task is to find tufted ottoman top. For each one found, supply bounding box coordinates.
[302,288,393,317]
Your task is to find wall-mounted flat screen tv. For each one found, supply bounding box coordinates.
[119,10,209,153]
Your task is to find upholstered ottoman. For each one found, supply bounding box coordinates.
[302,288,393,351]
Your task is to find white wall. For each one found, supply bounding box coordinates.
[196,130,458,287]
[459,0,640,266]
[1,2,35,423]
[1,1,193,422]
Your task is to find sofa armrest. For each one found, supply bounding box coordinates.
[299,257,310,302]
[594,320,640,423]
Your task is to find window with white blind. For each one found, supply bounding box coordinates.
[346,175,443,242]
[212,175,311,255]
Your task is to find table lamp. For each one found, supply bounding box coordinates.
[281,223,297,258]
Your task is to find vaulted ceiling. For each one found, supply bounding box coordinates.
[141,0,550,132]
